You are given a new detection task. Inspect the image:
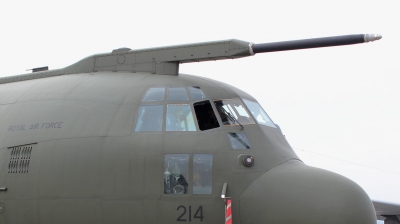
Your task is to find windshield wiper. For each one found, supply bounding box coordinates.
[222,108,244,130]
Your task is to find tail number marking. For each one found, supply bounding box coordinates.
[177,205,203,222]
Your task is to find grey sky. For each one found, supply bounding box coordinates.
[1,0,399,204]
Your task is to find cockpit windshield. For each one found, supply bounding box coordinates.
[213,99,255,126]
[136,86,276,132]
[242,99,276,128]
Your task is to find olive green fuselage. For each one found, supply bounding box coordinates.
[0,72,376,223]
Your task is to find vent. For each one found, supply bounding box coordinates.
[8,144,35,174]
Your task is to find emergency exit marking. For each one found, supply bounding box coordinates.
[177,205,203,222]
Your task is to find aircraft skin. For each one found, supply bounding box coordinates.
[0,35,384,223]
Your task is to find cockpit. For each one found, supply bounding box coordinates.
[134,86,276,132]
[135,86,278,195]
[135,85,278,195]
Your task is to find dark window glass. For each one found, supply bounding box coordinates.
[143,87,165,102]
[194,101,220,131]
[135,105,164,132]
[164,154,189,194]
[193,154,213,194]
[168,87,189,101]
[227,133,251,149]
[188,86,206,100]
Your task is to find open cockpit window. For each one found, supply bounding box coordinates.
[242,99,276,128]
[143,87,165,102]
[194,101,220,131]
[214,99,255,126]
[166,105,196,131]
[135,105,164,132]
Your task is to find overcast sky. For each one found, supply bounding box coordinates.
[1,0,399,205]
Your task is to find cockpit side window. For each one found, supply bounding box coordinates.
[193,101,220,131]
[166,104,196,131]
[193,154,213,194]
[136,86,215,132]
[135,105,164,132]
[227,133,251,149]
[242,99,276,128]
[188,86,206,100]
[164,154,189,194]
[143,87,165,102]
[168,87,189,101]
[214,99,255,126]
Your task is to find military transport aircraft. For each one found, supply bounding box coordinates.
[0,33,399,224]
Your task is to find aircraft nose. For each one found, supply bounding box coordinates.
[239,160,376,224]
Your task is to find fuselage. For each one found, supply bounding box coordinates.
[0,71,376,223]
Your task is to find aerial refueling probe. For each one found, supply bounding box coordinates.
[251,34,382,54]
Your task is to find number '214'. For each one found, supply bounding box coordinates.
[177,205,203,222]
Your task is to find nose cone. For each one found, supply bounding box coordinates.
[240,160,376,223]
